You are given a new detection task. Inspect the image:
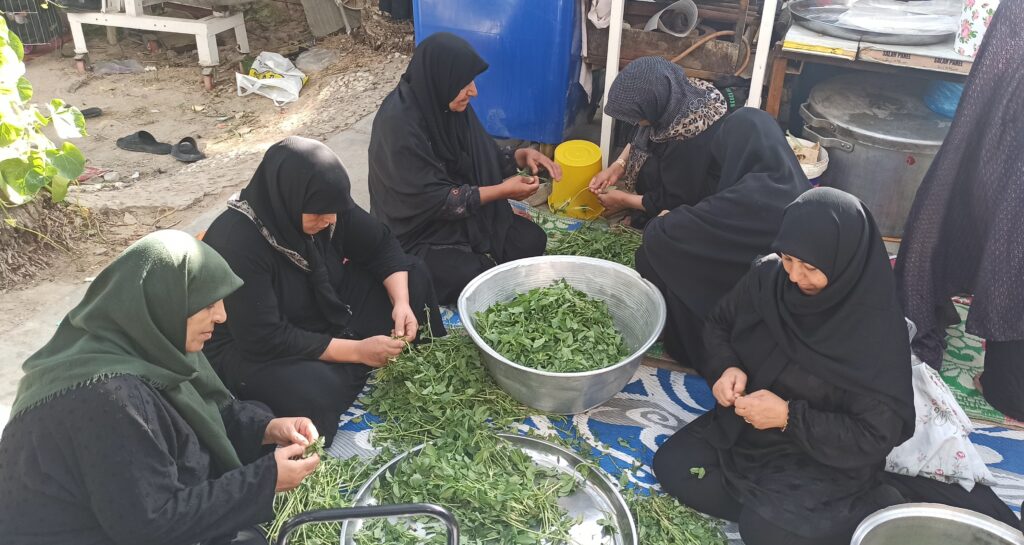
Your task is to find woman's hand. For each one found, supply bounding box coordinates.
[734,390,789,430]
[596,189,643,213]
[274,443,320,492]
[712,367,748,407]
[516,148,562,179]
[392,303,418,342]
[356,335,406,367]
[499,174,541,201]
[264,417,319,447]
[588,164,624,194]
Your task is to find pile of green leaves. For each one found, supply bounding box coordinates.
[356,428,579,545]
[361,333,530,450]
[545,223,643,268]
[0,18,87,207]
[269,328,725,545]
[474,279,629,373]
[625,490,726,545]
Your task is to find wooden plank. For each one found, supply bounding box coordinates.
[587,24,741,77]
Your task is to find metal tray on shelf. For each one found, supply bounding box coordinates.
[340,433,638,545]
[789,0,955,45]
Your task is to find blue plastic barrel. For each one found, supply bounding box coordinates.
[413,0,586,144]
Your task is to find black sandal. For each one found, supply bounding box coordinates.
[116,130,172,155]
[170,137,206,163]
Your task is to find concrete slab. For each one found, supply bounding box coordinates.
[325,112,375,210]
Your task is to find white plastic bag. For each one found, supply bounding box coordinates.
[235,52,307,106]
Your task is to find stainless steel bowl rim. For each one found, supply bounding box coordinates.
[457,255,667,378]
[344,432,639,545]
[851,503,1024,544]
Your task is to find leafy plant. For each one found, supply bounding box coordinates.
[545,222,643,268]
[0,17,87,207]
[475,279,629,373]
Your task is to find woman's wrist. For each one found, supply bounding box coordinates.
[780,401,790,432]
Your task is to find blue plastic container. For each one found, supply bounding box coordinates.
[413,0,586,144]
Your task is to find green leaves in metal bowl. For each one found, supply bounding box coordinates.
[545,223,642,268]
[475,279,629,373]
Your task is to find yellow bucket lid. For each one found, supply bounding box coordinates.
[554,140,602,168]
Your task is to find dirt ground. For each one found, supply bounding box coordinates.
[0,2,413,329]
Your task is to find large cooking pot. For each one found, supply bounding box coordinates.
[801,74,953,238]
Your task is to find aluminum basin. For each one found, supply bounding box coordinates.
[457,256,666,414]
[852,504,1024,545]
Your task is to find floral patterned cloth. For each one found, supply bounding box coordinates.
[955,0,1000,59]
[886,321,997,490]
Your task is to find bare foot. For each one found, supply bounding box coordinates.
[973,372,984,394]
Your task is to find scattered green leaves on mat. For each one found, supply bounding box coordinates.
[355,428,580,545]
[626,489,727,545]
[545,222,643,268]
[475,279,628,373]
[689,467,706,480]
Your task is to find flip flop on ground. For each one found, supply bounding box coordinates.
[116,131,172,155]
[171,137,206,163]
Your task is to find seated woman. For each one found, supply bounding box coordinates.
[652,188,1018,545]
[367,32,561,304]
[636,108,808,374]
[0,230,319,545]
[589,56,730,228]
[202,137,445,447]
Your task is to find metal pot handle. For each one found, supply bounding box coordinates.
[799,103,836,132]
[274,503,460,545]
[802,125,854,153]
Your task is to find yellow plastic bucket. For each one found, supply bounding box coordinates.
[549,140,604,220]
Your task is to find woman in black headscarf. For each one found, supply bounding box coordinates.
[202,137,445,447]
[636,108,809,373]
[652,188,1017,545]
[588,56,729,228]
[368,32,560,304]
[895,0,1024,421]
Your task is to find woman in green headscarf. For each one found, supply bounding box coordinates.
[0,230,319,545]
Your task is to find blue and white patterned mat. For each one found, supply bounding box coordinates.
[329,365,1023,542]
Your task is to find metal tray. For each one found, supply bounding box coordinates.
[789,0,955,45]
[340,433,638,545]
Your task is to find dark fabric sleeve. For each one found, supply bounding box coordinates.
[642,192,663,216]
[220,400,274,464]
[219,231,332,361]
[70,385,278,545]
[339,206,412,281]
[438,185,483,220]
[702,272,749,383]
[786,393,906,469]
[498,145,519,178]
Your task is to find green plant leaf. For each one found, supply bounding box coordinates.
[0,122,23,147]
[49,101,88,139]
[16,76,32,102]
[3,218,16,227]
[49,174,70,202]
[47,142,86,181]
[7,29,24,63]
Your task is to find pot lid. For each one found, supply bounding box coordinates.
[807,74,952,150]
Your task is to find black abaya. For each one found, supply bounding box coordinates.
[0,376,277,545]
[368,33,546,303]
[654,188,1015,542]
[203,137,445,445]
[895,0,1024,367]
[638,108,809,371]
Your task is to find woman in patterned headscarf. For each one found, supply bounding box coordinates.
[589,56,730,227]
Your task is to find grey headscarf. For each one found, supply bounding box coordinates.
[606,57,728,189]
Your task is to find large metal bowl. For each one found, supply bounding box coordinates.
[457,256,666,414]
[851,503,1024,545]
